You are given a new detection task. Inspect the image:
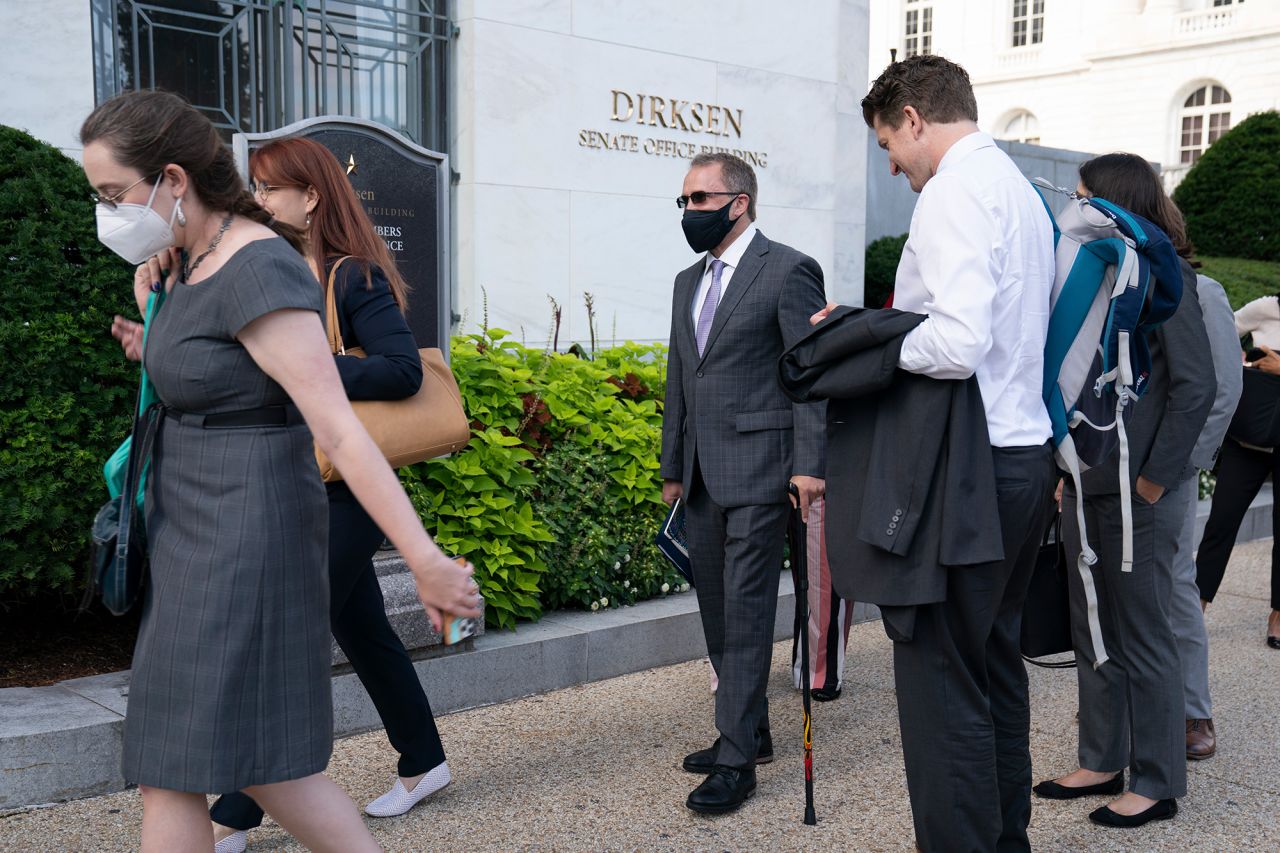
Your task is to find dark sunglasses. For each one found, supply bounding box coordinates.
[676,190,744,209]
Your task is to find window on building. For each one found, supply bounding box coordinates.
[1179,84,1232,164]
[90,0,451,151]
[904,0,933,59]
[1212,1,1243,7]
[1000,110,1041,145]
[1011,0,1045,48]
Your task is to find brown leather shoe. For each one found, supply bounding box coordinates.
[1186,718,1216,760]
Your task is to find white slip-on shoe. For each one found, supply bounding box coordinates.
[364,761,451,818]
[213,830,247,853]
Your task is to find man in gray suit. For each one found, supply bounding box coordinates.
[660,152,827,815]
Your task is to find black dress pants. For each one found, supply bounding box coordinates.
[210,484,446,831]
[884,443,1056,853]
[1196,438,1280,610]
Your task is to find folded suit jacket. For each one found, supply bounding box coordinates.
[779,306,1004,607]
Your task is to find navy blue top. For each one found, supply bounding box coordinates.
[326,257,422,402]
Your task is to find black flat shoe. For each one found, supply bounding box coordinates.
[810,686,842,701]
[1089,798,1177,827]
[686,765,756,815]
[682,732,773,774]
[1267,635,1280,650]
[1033,773,1124,800]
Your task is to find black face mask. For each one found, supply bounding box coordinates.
[681,199,740,253]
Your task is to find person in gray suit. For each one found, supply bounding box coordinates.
[1035,154,1214,830]
[660,152,827,815]
[1175,274,1242,761]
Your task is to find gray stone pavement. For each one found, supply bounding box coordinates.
[2,539,1277,852]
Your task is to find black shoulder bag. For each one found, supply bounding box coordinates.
[1021,512,1077,670]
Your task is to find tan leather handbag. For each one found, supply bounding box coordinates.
[315,257,470,482]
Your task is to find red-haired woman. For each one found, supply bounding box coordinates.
[207,137,451,853]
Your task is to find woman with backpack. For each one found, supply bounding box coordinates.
[1033,153,1214,829]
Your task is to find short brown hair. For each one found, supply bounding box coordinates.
[690,152,757,220]
[861,55,978,129]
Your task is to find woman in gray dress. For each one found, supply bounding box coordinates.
[87,91,480,852]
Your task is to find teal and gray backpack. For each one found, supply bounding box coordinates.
[1032,177,1184,668]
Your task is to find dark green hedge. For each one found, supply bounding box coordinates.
[0,126,136,596]
[1173,110,1280,262]
[865,233,907,308]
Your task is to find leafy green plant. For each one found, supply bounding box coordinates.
[532,441,683,612]
[1174,110,1280,262]
[402,329,552,630]
[402,426,550,631]
[402,327,681,626]
[865,233,908,308]
[0,125,135,596]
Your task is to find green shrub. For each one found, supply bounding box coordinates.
[1173,111,1280,262]
[401,330,551,631]
[529,342,684,611]
[0,126,136,596]
[864,233,907,308]
[1198,256,1280,310]
[402,330,682,629]
[533,441,684,612]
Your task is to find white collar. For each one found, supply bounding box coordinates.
[936,131,996,175]
[705,222,758,274]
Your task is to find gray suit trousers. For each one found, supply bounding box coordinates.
[1064,485,1188,801]
[1172,480,1213,719]
[686,473,789,769]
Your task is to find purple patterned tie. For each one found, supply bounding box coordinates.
[696,259,725,356]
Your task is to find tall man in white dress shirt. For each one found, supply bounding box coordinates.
[849,56,1058,851]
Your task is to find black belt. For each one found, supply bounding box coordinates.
[165,404,303,429]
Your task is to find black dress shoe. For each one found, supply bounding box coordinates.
[810,686,841,702]
[1089,798,1177,827]
[1032,773,1124,799]
[686,765,757,815]
[1267,635,1280,650]
[682,732,773,774]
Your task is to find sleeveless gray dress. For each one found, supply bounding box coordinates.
[122,238,331,793]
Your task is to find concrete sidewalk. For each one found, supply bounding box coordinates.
[2,540,1277,851]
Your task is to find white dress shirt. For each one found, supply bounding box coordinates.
[894,132,1055,447]
[692,223,758,323]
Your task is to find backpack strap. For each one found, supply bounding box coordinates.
[1057,435,1111,670]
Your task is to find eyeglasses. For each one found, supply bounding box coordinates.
[93,173,159,210]
[676,191,745,209]
[251,182,287,198]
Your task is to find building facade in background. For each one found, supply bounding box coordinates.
[868,0,1280,189]
[2,0,870,342]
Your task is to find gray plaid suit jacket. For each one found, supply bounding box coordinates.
[661,230,827,506]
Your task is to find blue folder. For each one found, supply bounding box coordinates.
[654,498,695,587]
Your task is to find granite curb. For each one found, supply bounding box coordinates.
[1,490,1268,809]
